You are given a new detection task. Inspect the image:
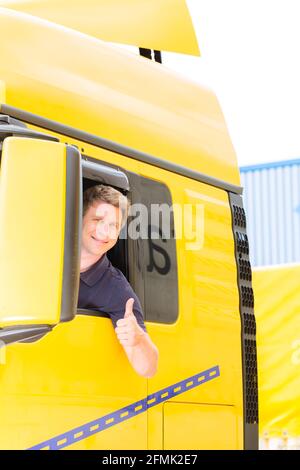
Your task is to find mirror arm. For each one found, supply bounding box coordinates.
[0,325,53,345]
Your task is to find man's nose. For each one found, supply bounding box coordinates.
[96,222,110,239]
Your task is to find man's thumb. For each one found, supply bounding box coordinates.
[124,298,134,318]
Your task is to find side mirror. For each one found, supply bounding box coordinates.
[0,137,82,344]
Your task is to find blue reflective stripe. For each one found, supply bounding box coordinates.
[28,365,220,450]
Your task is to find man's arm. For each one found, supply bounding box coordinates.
[115,298,159,378]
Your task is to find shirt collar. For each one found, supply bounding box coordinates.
[80,254,110,287]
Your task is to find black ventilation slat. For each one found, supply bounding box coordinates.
[229,193,258,449]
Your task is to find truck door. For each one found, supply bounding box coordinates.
[0,137,147,450]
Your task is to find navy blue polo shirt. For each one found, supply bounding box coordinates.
[78,254,146,332]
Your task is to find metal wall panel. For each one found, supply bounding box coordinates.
[240,159,300,266]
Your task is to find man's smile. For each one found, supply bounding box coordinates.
[91,236,108,244]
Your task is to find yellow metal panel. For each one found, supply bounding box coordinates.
[253,265,300,448]
[0,0,200,55]
[140,161,243,449]
[0,8,240,187]
[0,316,147,449]
[0,137,66,326]
[164,402,238,450]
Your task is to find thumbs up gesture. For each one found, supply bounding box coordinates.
[115,298,145,347]
[124,298,135,319]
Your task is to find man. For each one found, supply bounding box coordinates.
[78,184,158,378]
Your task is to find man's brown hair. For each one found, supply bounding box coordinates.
[83,184,129,226]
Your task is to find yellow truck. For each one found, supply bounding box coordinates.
[0,6,258,449]
[253,264,300,450]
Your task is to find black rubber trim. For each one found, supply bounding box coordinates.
[139,48,162,63]
[0,104,243,195]
[228,192,258,450]
[0,113,58,142]
[0,325,52,345]
[82,159,129,192]
[0,114,27,128]
[60,145,82,322]
[76,309,110,319]
[0,123,58,143]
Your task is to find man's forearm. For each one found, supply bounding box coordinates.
[125,333,158,378]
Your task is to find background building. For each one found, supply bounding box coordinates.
[240,159,300,267]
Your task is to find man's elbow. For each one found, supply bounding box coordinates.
[143,367,157,379]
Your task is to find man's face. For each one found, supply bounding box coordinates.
[81,202,122,258]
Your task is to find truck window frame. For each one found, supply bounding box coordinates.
[78,157,178,325]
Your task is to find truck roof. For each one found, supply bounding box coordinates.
[0,8,240,187]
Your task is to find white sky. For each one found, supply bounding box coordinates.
[162,0,300,167]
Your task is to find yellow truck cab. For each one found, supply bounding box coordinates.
[0,7,258,449]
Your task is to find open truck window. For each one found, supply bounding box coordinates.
[128,172,178,324]
[81,158,178,324]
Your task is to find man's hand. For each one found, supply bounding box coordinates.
[115,298,146,347]
[115,298,159,377]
